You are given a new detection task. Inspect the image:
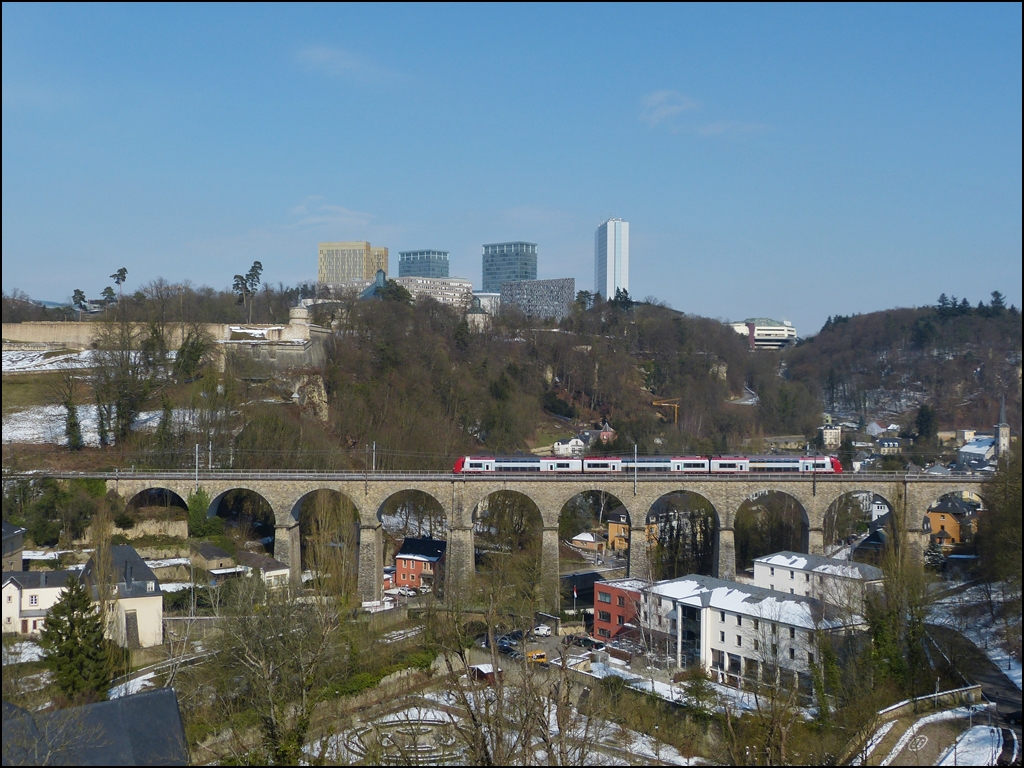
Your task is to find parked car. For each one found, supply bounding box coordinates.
[418,585,432,594]
[532,625,552,637]
[397,586,418,597]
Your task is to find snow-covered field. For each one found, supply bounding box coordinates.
[2,404,183,446]
[930,584,1022,690]
[2,349,98,374]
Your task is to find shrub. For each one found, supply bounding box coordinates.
[113,511,136,530]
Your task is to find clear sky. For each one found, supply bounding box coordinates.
[3,4,1021,334]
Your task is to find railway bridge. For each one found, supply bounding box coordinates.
[12,471,988,611]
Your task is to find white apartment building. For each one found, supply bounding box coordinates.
[394,276,474,309]
[730,318,798,350]
[752,551,883,613]
[2,570,74,636]
[595,219,629,300]
[642,574,861,691]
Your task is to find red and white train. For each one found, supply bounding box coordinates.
[453,455,842,474]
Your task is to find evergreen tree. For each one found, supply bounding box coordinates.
[39,576,111,701]
[64,402,84,451]
[187,489,212,536]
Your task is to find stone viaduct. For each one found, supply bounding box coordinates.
[91,471,985,611]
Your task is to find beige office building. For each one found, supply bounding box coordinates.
[318,241,389,284]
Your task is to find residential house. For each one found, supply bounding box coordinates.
[2,570,74,637]
[877,438,901,456]
[236,551,290,588]
[958,437,995,466]
[552,436,585,457]
[592,578,645,641]
[191,542,234,571]
[2,687,188,766]
[865,421,887,438]
[394,536,446,591]
[642,575,863,692]
[819,424,841,449]
[2,521,26,572]
[605,511,630,552]
[926,496,979,547]
[571,531,605,554]
[82,546,163,648]
[752,551,883,612]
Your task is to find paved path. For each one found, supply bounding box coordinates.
[929,623,1023,734]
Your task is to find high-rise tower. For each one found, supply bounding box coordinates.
[595,219,629,300]
[481,242,537,293]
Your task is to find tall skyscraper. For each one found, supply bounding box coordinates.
[481,242,537,293]
[398,249,450,278]
[594,219,629,299]
[318,242,389,284]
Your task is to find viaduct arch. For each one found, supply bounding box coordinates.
[89,472,986,612]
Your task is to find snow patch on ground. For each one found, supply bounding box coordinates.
[2,641,44,666]
[879,707,971,766]
[937,725,1006,766]
[850,720,896,765]
[108,671,156,699]
[2,349,99,373]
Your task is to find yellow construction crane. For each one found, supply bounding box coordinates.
[652,398,681,424]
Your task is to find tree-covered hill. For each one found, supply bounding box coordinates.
[784,292,1022,430]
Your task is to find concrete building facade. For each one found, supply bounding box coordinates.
[500,277,575,321]
[394,276,474,309]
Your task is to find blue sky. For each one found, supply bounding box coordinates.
[3,4,1021,334]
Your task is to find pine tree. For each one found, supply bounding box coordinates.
[38,576,111,701]
[64,402,84,451]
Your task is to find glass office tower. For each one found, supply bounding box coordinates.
[594,219,629,299]
[481,242,537,293]
[398,250,450,278]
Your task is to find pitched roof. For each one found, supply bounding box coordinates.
[754,551,883,581]
[2,687,188,766]
[3,570,74,590]
[82,546,161,599]
[193,542,232,561]
[235,551,289,574]
[395,536,447,561]
[2,520,27,540]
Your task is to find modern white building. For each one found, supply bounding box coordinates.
[595,218,629,300]
[730,318,797,350]
[752,551,883,613]
[642,574,862,691]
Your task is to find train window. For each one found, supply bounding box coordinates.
[556,463,570,469]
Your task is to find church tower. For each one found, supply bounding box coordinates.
[995,395,1010,460]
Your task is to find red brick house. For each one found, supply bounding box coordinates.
[593,578,645,641]
[394,536,446,591]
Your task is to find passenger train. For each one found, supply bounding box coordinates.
[453,455,842,474]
